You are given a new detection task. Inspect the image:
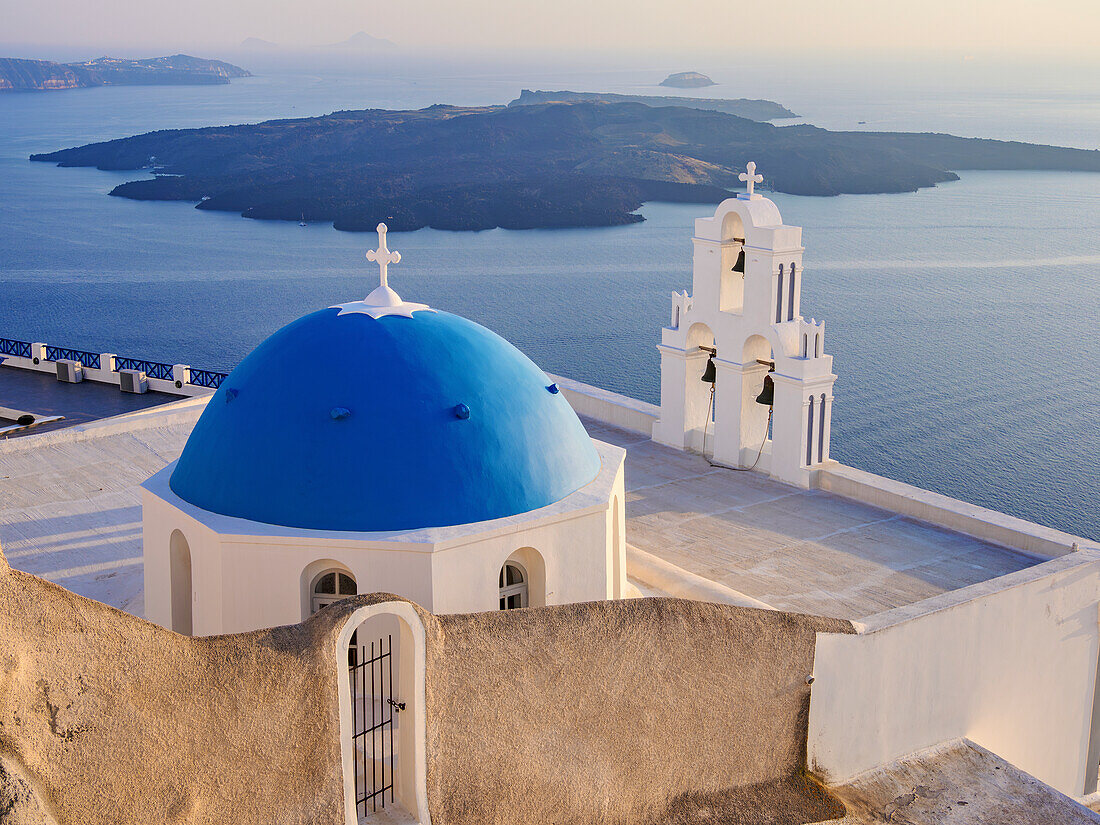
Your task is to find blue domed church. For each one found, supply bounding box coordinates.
[142,226,627,636]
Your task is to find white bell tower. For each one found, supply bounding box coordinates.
[652,163,837,488]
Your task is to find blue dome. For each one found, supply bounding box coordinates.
[170,307,601,532]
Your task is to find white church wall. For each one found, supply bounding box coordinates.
[141,489,174,629]
[142,441,626,632]
[429,504,615,614]
[142,487,215,633]
[215,542,435,634]
[144,495,230,637]
[808,549,1100,798]
[427,449,623,614]
[607,464,627,600]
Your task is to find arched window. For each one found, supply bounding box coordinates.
[311,570,357,614]
[802,334,808,358]
[806,395,815,467]
[169,530,192,635]
[818,393,827,464]
[787,263,797,321]
[776,264,785,324]
[815,333,822,357]
[499,561,528,610]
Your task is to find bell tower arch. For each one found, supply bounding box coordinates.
[652,163,837,488]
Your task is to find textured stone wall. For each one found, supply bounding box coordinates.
[425,598,853,825]
[1,543,852,825]
[0,545,358,825]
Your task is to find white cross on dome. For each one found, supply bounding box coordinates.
[331,222,435,319]
[366,222,401,291]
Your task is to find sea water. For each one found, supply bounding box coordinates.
[0,55,1097,539]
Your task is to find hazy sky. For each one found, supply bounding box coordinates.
[2,0,1098,58]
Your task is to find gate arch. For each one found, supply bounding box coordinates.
[336,602,430,825]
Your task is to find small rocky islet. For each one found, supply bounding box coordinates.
[659,71,716,88]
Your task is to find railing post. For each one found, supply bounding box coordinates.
[172,364,191,388]
[100,352,116,373]
[31,342,47,365]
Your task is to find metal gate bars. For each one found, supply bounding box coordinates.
[350,634,404,816]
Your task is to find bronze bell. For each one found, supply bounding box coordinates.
[755,374,774,406]
[732,248,745,273]
[700,356,717,384]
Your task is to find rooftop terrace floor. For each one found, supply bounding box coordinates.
[0,365,176,439]
[828,739,1098,824]
[0,398,1044,621]
[582,416,1042,620]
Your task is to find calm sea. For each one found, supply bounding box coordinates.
[1,54,1098,539]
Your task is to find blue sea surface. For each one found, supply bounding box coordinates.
[1,59,1098,539]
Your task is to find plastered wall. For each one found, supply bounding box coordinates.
[808,550,1100,798]
[0,548,356,825]
[425,597,852,825]
[2,544,853,825]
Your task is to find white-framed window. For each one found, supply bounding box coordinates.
[311,570,357,614]
[499,561,528,610]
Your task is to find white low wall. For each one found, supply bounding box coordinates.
[1,346,216,398]
[818,463,1083,558]
[547,373,659,437]
[0,396,209,454]
[625,544,775,610]
[808,549,1100,798]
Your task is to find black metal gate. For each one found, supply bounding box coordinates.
[350,634,403,816]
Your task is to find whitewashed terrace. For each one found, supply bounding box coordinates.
[0,400,1040,620]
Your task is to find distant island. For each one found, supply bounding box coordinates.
[239,31,396,51]
[0,54,250,92]
[509,90,795,121]
[660,72,715,88]
[321,31,397,50]
[30,100,1100,232]
[239,38,281,51]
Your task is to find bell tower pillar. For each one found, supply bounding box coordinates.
[653,338,713,452]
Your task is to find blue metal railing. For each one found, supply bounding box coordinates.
[0,338,32,358]
[114,356,174,381]
[44,346,100,369]
[189,368,228,389]
[7,335,230,390]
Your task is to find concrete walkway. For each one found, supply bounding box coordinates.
[0,402,203,614]
[581,416,1041,620]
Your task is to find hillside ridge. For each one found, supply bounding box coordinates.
[0,54,250,91]
[30,99,1100,232]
